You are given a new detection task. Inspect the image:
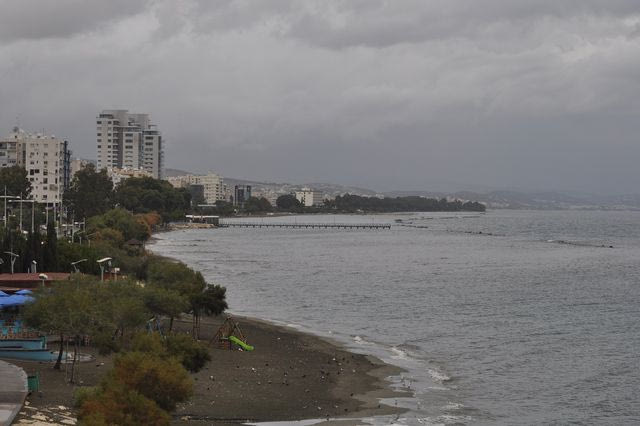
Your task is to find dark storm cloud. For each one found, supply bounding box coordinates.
[1,0,640,194]
[0,0,148,42]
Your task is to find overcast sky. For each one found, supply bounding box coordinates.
[1,0,639,194]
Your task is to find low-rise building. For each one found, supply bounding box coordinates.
[167,172,226,204]
[107,167,153,186]
[295,188,324,207]
[70,158,91,180]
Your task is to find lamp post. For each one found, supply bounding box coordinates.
[9,198,36,233]
[4,252,18,274]
[0,188,19,229]
[31,260,37,274]
[97,257,112,282]
[38,273,48,288]
[71,258,88,273]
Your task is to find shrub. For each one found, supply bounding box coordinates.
[78,383,169,426]
[73,386,99,408]
[129,332,166,355]
[166,333,211,373]
[107,351,193,411]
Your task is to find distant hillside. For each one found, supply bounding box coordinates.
[164,168,193,177]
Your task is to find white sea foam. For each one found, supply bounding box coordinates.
[391,346,409,360]
[442,402,464,411]
[353,335,371,345]
[427,368,451,383]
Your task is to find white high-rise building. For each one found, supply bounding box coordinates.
[0,128,72,203]
[96,110,164,179]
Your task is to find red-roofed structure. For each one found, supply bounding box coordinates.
[0,273,71,291]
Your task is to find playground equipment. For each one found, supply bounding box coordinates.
[229,335,254,351]
[212,316,254,351]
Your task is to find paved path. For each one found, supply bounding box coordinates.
[0,360,27,426]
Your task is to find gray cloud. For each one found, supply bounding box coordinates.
[0,0,148,42]
[1,0,640,194]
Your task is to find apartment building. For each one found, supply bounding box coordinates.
[167,172,226,204]
[295,188,324,207]
[96,110,164,179]
[0,127,72,203]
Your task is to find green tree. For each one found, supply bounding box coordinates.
[142,286,189,330]
[147,260,227,336]
[65,164,114,219]
[114,177,191,221]
[87,208,151,244]
[243,197,273,214]
[23,277,102,374]
[42,221,58,271]
[276,194,302,211]
[0,165,31,199]
[191,284,228,339]
[96,280,150,341]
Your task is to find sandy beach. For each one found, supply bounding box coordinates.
[9,315,408,425]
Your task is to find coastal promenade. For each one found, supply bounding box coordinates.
[0,360,27,426]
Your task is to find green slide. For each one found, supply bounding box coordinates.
[229,335,254,351]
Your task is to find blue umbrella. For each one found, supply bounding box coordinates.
[15,289,33,295]
[0,290,8,297]
[2,295,33,306]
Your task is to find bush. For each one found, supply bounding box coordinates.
[107,351,193,411]
[129,332,211,373]
[166,333,211,373]
[78,383,170,426]
[73,386,99,408]
[129,332,166,355]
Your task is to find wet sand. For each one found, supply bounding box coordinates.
[9,315,408,425]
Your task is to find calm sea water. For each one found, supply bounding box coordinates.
[151,210,640,425]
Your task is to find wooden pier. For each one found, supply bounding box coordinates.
[219,222,391,230]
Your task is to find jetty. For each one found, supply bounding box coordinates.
[219,221,391,230]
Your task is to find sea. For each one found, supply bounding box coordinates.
[151,210,640,425]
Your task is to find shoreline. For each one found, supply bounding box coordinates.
[10,314,410,425]
[147,236,412,424]
[171,315,409,424]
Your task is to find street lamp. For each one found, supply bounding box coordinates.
[38,273,48,288]
[0,188,19,229]
[9,197,36,233]
[4,252,19,274]
[96,257,112,282]
[31,260,37,274]
[71,259,88,273]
